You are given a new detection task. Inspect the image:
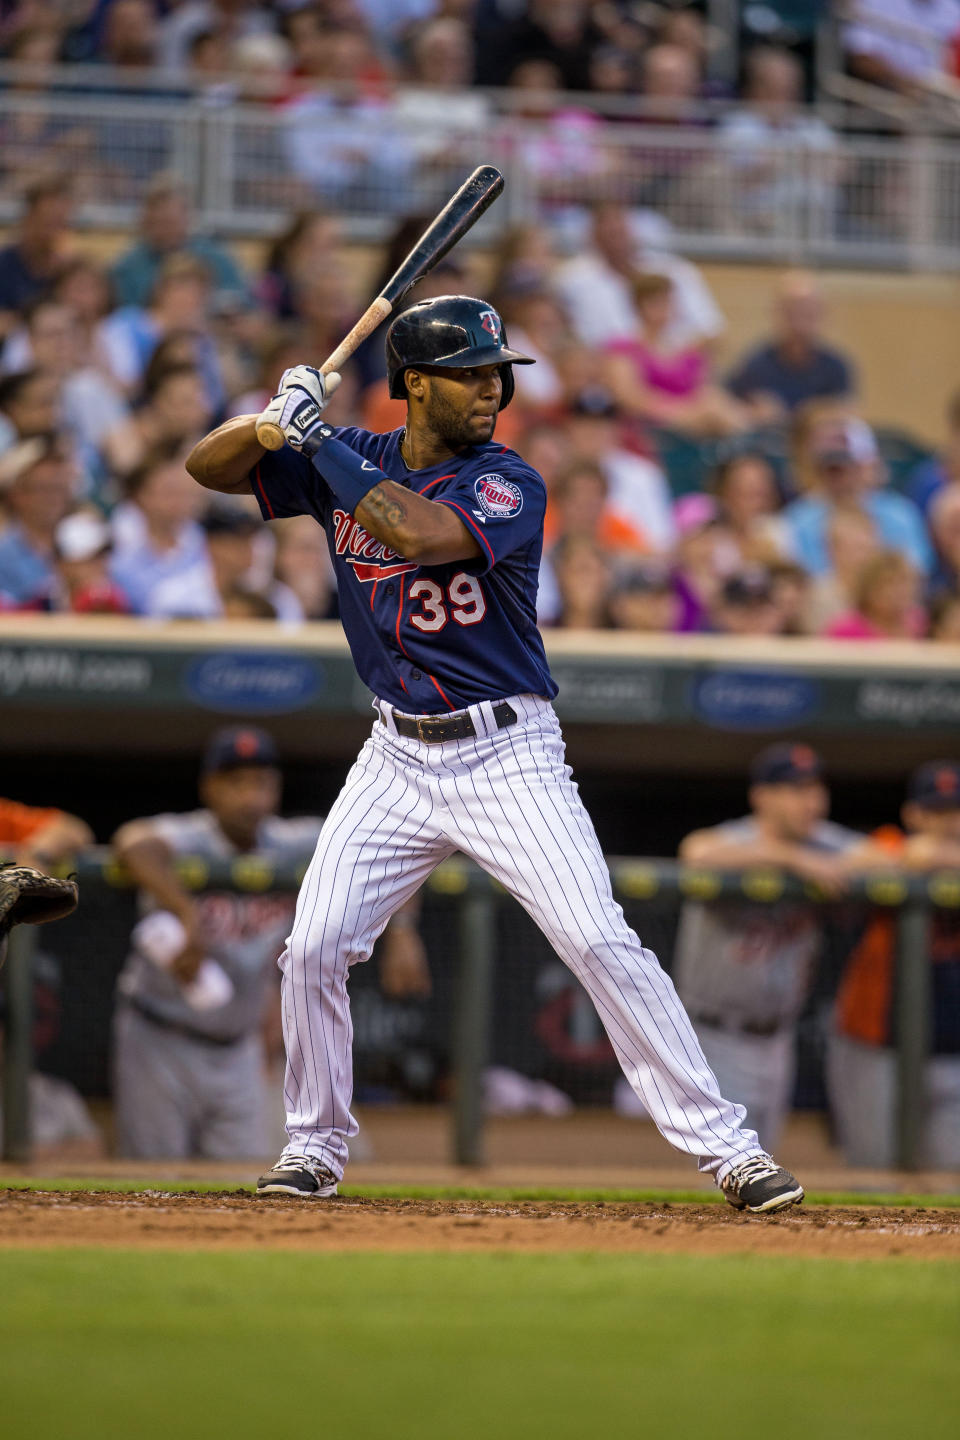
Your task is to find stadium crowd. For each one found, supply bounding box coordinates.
[0,1,959,638]
[0,172,956,640]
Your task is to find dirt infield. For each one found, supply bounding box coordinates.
[2,1189,959,1258]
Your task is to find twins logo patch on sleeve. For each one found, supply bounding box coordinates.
[474,473,522,518]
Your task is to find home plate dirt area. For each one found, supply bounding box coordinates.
[2,1189,959,1258]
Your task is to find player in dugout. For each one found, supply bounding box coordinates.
[185,292,805,1213]
[110,725,427,1160]
[828,760,960,1170]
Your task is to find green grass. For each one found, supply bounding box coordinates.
[2,1175,960,1206]
[0,1249,957,1440]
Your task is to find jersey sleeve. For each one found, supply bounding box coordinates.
[249,445,325,522]
[434,462,546,573]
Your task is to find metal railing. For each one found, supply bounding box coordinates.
[2,87,960,267]
[0,852,947,1171]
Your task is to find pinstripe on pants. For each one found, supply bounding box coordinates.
[278,694,763,1181]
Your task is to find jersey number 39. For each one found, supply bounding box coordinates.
[409,573,486,632]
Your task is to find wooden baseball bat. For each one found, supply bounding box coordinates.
[255,164,505,450]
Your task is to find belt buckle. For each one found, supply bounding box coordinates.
[416,716,436,743]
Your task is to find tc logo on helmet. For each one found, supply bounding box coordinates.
[479,309,501,340]
[475,473,522,518]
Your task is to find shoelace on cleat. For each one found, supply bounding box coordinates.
[271,1156,333,1182]
[724,1154,781,1192]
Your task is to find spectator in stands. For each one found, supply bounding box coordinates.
[256,209,342,321]
[608,559,681,632]
[396,16,489,143]
[825,549,926,638]
[496,288,569,415]
[474,0,602,89]
[549,533,612,630]
[783,415,932,576]
[565,385,675,553]
[109,448,208,613]
[160,0,277,74]
[283,27,415,208]
[845,0,960,95]
[639,42,702,118]
[719,48,840,237]
[1,298,132,492]
[553,202,725,351]
[672,516,727,631]
[769,561,813,636]
[709,452,793,570]
[491,222,560,302]
[829,758,960,1168]
[0,177,75,346]
[121,362,217,479]
[272,515,337,621]
[100,0,159,69]
[0,436,76,604]
[147,505,302,620]
[51,256,115,356]
[726,272,856,419]
[710,567,785,636]
[98,256,225,410]
[676,742,865,1150]
[111,173,248,311]
[929,589,960,639]
[909,386,960,515]
[603,273,749,436]
[804,504,881,633]
[23,511,131,615]
[0,369,62,454]
[927,483,960,592]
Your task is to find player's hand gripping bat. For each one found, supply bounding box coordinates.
[255,165,505,451]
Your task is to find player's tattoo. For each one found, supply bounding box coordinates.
[360,483,408,529]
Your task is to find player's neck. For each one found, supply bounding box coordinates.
[399,423,469,472]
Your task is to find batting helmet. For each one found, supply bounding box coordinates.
[385,295,535,410]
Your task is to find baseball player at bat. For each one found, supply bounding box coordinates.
[186,294,803,1212]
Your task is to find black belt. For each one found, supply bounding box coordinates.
[123,998,244,1047]
[689,1010,787,1039]
[386,700,517,744]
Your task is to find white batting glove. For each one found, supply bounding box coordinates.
[262,385,333,457]
[278,365,341,411]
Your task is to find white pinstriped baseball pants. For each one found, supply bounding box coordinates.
[278,693,763,1181]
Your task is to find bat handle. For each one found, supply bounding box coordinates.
[255,296,394,452]
[255,420,285,451]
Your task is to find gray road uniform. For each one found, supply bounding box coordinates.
[673,816,861,1150]
[113,809,321,1158]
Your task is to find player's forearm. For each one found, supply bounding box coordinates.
[112,835,197,926]
[356,481,480,565]
[185,415,262,495]
[679,834,805,870]
[16,812,93,867]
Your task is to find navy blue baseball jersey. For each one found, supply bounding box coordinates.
[251,426,557,713]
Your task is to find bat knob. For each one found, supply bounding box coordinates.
[256,420,285,451]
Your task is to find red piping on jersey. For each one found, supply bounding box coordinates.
[428,673,454,709]
[440,499,496,567]
[253,464,274,519]
[419,473,456,495]
[395,578,409,655]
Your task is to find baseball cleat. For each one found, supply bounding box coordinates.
[720,1155,804,1214]
[256,1155,339,1198]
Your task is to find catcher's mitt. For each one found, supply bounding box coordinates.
[0,865,79,968]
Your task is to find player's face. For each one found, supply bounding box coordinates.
[903,802,960,842]
[752,779,828,841]
[201,766,281,842]
[409,364,503,448]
